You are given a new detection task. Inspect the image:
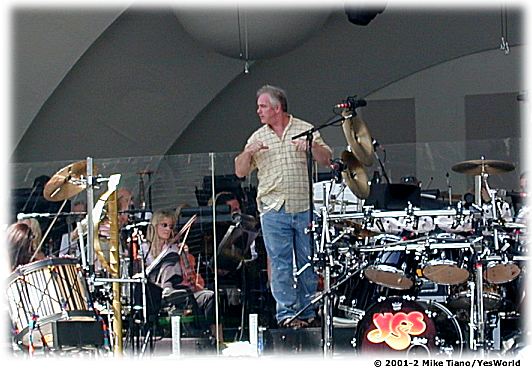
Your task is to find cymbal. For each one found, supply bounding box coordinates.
[43,160,97,202]
[341,150,370,199]
[341,111,374,166]
[451,159,515,176]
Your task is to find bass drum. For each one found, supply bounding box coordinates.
[356,296,463,357]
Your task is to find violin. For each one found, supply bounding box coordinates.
[175,214,204,292]
[178,243,205,292]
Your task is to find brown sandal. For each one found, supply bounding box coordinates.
[279,317,309,329]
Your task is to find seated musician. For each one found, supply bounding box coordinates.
[59,200,87,256]
[20,218,43,255]
[7,222,44,270]
[141,209,222,342]
[96,187,135,268]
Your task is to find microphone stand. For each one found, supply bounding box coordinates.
[291,113,353,281]
[291,113,352,357]
[373,144,391,184]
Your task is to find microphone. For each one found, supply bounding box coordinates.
[330,158,345,183]
[334,96,367,110]
[330,158,345,172]
[372,138,381,149]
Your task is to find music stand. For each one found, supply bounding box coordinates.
[217,225,259,271]
[217,224,259,341]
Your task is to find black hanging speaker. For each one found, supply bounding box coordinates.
[345,4,386,26]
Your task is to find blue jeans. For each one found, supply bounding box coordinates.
[260,206,317,323]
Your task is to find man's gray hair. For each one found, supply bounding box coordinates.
[257,85,288,112]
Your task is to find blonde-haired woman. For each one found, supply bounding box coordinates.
[141,209,221,343]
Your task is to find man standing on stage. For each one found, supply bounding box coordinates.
[235,85,332,328]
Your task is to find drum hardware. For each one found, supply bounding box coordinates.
[471,262,486,354]
[417,279,449,303]
[357,240,473,257]
[285,258,368,355]
[333,220,379,239]
[328,207,472,224]
[314,179,364,214]
[402,204,420,231]
[337,295,366,323]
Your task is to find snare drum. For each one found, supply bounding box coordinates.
[6,257,97,348]
[356,296,463,356]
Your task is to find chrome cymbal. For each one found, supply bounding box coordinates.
[341,150,370,199]
[341,110,374,166]
[451,159,515,176]
[43,160,97,202]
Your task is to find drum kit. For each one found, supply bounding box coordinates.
[309,110,528,358]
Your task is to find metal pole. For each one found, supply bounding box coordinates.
[475,262,485,356]
[86,157,95,275]
[210,153,220,354]
[320,207,334,358]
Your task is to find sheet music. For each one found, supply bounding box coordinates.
[145,244,178,276]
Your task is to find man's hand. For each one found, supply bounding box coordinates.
[244,141,269,155]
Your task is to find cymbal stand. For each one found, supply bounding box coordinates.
[446,172,452,206]
[319,206,334,358]
[136,231,154,357]
[474,260,486,356]
[372,142,390,184]
[469,235,487,355]
[28,200,69,261]
[77,220,88,269]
